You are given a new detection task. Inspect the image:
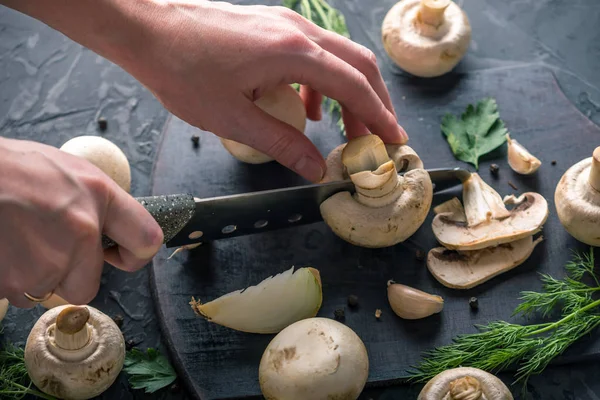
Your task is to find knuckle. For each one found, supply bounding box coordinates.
[279,31,312,54]
[64,209,100,243]
[357,45,379,79]
[264,134,297,161]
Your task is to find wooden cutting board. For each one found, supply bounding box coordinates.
[148,62,600,400]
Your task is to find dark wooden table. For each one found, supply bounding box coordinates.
[1,0,600,399]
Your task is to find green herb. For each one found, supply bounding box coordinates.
[0,345,57,400]
[284,0,349,134]
[124,348,177,394]
[441,97,508,169]
[408,247,600,392]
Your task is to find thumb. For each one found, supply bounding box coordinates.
[233,100,326,182]
[101,182,164,271]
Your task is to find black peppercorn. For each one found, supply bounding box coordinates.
[490,164,499,176]
[191,135,200,147]
[415,249,426,261]
[347,295,359,308]
[334,308,345,320]
[551,160,557,166]
[469,297,479,310]
[97,117,108,131]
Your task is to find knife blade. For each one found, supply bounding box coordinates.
[101,167,470,249]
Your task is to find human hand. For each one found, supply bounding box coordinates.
[122,0,408,182]
[0,137,163,308]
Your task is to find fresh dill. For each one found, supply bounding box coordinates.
[408,247,600,391]
[283,0,349,134]
[0,345,57,400]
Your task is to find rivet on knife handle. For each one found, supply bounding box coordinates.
[102,194,196,249]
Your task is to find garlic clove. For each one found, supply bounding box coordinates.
[386,281,443,319]
[507,134,541,175]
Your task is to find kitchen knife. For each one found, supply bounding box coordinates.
[101,167,471,249]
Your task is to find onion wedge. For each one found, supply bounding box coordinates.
[190,266,323,334]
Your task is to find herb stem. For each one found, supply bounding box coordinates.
[0,376,57,400]
[525,298,600,337]
[311,0,333,31]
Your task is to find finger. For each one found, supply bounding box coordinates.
[300,85,322,121]
[56,240,105,305]
[341,106,369,140]
[229,98,325,182]
[102,184,164,271]
[286,43,406,144]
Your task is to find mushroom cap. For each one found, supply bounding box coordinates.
[382,0,471,77]
[220,84,307,164]
[258,317,369,400]
[320,168,433,247]
[418,367,513,400]
[432,193,549,250]
[60,135,131,193]
[555,153,600,246]
[24,305,125,400]
[0,298,8,322]
[427,235,544,289]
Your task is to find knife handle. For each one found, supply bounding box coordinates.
[101,194,196,249]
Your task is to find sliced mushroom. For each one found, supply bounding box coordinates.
[507,134,541,175]
[320,135,433,248]
[555,146,600,246]
[382,0,472,77]
[0,298,8,322]
[427,235,544,289]
[418,367,513,399]
[432,173,548,250]
[24,305,125,400]
[220,84,307,164]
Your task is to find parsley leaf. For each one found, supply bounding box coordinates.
[441,97,508,169]
[124,348,177,394]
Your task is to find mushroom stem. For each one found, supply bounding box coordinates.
[588,147,600,192]
[418,0,450,27]
[449,376,482,400]
[54,306,91,350]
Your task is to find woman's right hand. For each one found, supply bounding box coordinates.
[0,137,164,308]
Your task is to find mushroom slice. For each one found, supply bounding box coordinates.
[24,305,125,400]
[320,135,433,248]
[220,84,307,164]
[507,134,541,175]
[427,235,543,289]
[418,366,513,399]
[555,146,600,246]
[190,266,322,334]
[433,197,466,223]
[0,298,8,322]
[382,0,472,78]
[259,317,369,400]
[432,173,548,250]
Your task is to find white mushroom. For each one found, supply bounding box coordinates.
[320,134,433,248]
[24,305,125,400]
[220,84,307,164]
[0,298,8,322]
[507,134,541,175]
[60,135,131,192]
[258,317,369,400]
[418,367,513,399]
[381,0,471,77]
[431,173,548,250]
[555,146,600,246]
[427,235,544,289]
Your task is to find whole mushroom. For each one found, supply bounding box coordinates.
[259,317,369,400]
[220,84,307,164]
[555,146,600,246]
[60,135,131,192]
[320,134,433,248]
[24,305,125,400]
[381,0,471,77]
[418,367,513,399]
[0,298,8,322]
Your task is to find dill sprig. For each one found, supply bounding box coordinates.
[283,0,348,134]
[0,345,57,400]
[408,247,600,390]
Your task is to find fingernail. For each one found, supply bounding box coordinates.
[294,155,324,182]
[399,124,409,143]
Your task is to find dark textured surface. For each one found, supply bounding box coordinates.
[151,64,599,400]
[1,0,600,399]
